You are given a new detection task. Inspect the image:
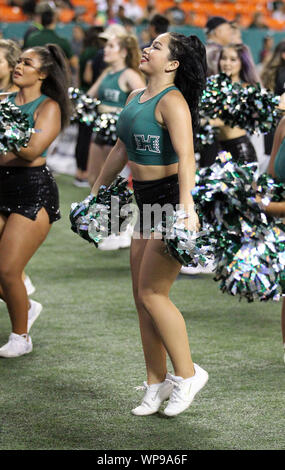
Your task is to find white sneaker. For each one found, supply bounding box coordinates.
[0,332,32,358]
[132,378,174,416]
[98,234,120,251]
[24,275,36,296]
[28,300,42,332]
[164,364,208,417]
[73,177,90,188]
[180,265,201,275]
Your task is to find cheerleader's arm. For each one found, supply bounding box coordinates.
[256,194,285,218]
[267,116,285,176]
[265,201,285,217]
[91,137,128,197]
[87,68,109,98]
[12,99,61,162]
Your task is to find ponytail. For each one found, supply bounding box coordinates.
[168,33,207,133]
[116,33,142,72]
[30,44,71,129]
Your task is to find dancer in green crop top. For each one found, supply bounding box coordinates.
[90,32,209,416]
[258,115,285,363]
[87,33,145,187]
[0,44,70,358]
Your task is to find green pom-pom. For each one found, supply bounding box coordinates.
[0,99,34,154]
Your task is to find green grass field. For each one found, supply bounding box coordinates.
[0,174,284,451]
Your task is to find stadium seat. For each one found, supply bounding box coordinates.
[0,6,27,22]
[58,9,75,23]
[265,17,285,30]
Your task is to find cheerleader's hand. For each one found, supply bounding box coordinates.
[182,207,200,232]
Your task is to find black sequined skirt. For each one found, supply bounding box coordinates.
[219,135,257,164]
[0,165,60,223]
[133,173,179,236]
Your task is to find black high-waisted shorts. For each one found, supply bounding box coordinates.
[132,173,179,236]
[219,135,257,164]
[0,165,60,223]
[93,112,118,147]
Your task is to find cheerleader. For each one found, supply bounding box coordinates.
[0,39,21,94]
[257,116,285,363]
[87,32,145,251]
[0,39,36,296]
[0,44,70,358]
[87,32,145,187]
[209,43,260,164]
[91,32,209,416]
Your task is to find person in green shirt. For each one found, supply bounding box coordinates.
[24,8,77,70]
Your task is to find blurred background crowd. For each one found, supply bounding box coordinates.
[1,0,285,178]
[1,1,285,90]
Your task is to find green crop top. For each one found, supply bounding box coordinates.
[274,137,285,183]
[9,93,49,157]
[97,69,129,108]
[116,86,179,166]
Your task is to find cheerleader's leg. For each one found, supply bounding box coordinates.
[281,298,285,363]
[133,236,195,380]
[0,208,51,334]
[87,142,112,187]
[130,235,168,384]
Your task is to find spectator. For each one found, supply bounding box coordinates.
[23,1,55,47]
[123,0,143,24]
[95,0,122,16]
[249,12,268,29]
[56,0,74,8]
[71,25,85,58]
[232,13,244,29]
[83,24,126,86]
[259,34,274,66]
[205,16,234,76]
[186,11,197,27]
[121,17,136,34]
[230,20,242,44]
[21,0,36,17]
[24,4,78,73]
[164,0,186,26]
[141,13,169,49]
[272,1,285,20]
[139,0,159,27]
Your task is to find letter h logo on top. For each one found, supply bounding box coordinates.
[134,134,161,153]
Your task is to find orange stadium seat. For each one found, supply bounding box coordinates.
[265,17,285,30]
[80,12,96,24]
[58,9,75,23]
[234,3,267,14]
[156,1,175,12]
[192,13,207,28]
[0,6,27,21]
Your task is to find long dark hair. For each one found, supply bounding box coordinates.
[30,44,71,129]
[218,43,260,85]
[261,39,285,91]
[168,33,207,133]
